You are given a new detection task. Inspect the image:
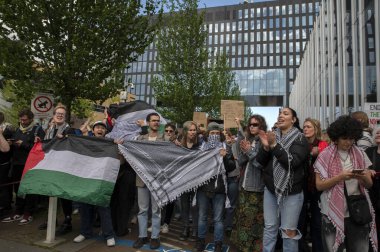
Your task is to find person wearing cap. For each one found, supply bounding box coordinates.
[73,120,116,247]
[194,122,236,252]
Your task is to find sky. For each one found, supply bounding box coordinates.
[199,0,271,8]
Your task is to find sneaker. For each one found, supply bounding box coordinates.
[150,238,160,249]
[133,237,149,249]
[194,238,205,252]
[161,223,169,234]
[56,223,72,236]
[214,241,223,252]
[18,215,33,225]
[147,226,152,232]
[73,234,86,243]
[2,214,22,223]
[107,238,116,247]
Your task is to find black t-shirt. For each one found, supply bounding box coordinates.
[365,146,380,210]
[0,126,13,164]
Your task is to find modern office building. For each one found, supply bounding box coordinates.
[125,0,320,107]
[290,0,380,129]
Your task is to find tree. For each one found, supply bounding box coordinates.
[151,0,241,124]
[0,0,162,120]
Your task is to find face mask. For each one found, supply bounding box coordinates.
[207,134,221,149]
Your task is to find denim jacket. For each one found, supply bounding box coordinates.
[237,135,264,192]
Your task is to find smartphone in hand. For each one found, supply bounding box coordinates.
[352,169,364,174]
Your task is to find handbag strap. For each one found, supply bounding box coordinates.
[343,181,349,199]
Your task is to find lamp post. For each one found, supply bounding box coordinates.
[120,80,135,102]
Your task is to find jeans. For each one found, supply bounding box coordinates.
[225,176,239,230]
[180,191,198,231]
[263,187,303,252]
[137,186,161,239]
[80,203,114,240]
[321,214,369,252]
[197,191,226,242]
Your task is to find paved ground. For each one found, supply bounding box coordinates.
[0,205,237,251]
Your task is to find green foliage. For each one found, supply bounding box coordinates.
[0,0,163,119]
[151,0,241,124]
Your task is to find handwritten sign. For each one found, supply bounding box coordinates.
[364,103,380,128]
[193,112,207,128]
[221,100,244,129]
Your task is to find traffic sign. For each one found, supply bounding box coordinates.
[31,93,54,119]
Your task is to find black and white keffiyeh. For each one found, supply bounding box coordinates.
[273,127,302,203]
[119,140,224,208]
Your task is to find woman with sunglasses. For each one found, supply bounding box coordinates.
[231,115,267,252]
[257,107,309,252]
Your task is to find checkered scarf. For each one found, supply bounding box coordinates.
[119,140,224,208]
[314,144,377,252]
[273,127,302,204]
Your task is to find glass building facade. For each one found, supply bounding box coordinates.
[290,0,380,129]
[125,0,319,107]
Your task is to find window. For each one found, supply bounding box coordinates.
[268,6,273,16]
[256,44,261,54]
[214,35,218,44]
[220,23,224,32]
[295,4,299,14]
[244,33,249,42]
[251,20,255,30]
[308,3,313,13]
[232,22,236,31]
[244,21,248,31]
[238,9,243,19]
[263,7,267,17]
[215,23,219,33]
[257,8,261,17]
[289,17,293,27]
[208,35,212,45]
[251,8,255,18]
[250,32,255,42]
[244,9,249,18]
[244,45,248,55]
[209,24,213,33]
[282,5,286,15]
[269,19,274,29]
[302,3,307,14]
[276,6,280,15]
[226,22,230,32]
[238,21,243,31]
[288,5,293,15]
[282,17,287,28]
[232,34,236,43]
[238,33,242,43]
[276,18,280,28]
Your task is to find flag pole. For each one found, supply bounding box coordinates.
[45,196,58,243]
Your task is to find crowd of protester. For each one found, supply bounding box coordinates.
[0,104,379,252]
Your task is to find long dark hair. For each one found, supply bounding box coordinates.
[282,107,301,131]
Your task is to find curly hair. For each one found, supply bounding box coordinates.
[246,114,267,136]
[327,115,363,142]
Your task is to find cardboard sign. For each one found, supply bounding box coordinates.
[221,100,244,129]
[364,103,380,128]
[193,112,207,128]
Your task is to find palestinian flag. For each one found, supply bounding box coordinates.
[18,135,120,207]
[106,100,167,141]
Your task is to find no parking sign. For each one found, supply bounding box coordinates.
[31,93,54,119]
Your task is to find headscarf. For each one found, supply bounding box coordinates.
[272,126,303,203]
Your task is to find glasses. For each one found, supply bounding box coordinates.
[55,112,65,116]
[165,130,174,133]
[249,123,260,128]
